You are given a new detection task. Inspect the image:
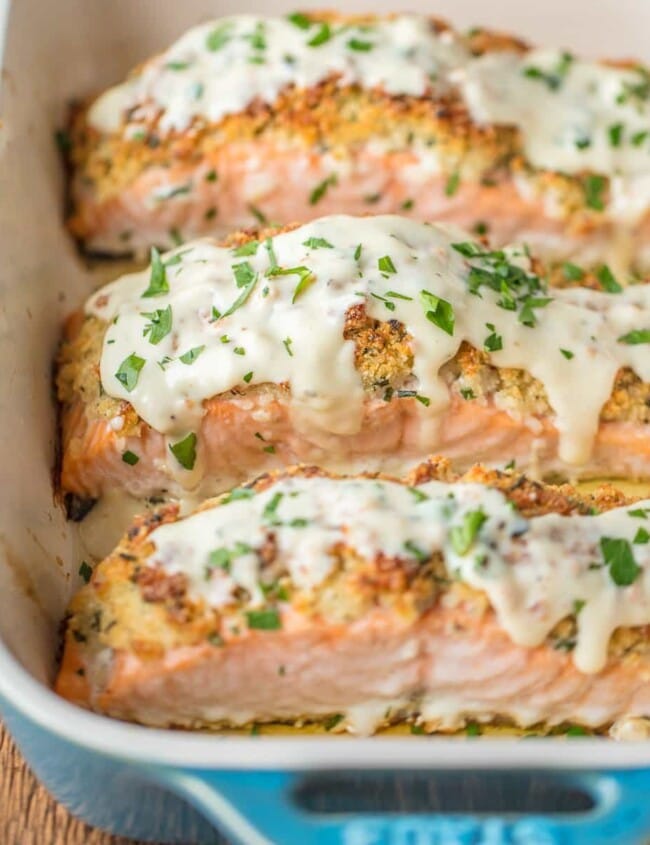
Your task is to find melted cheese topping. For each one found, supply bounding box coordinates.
[87,14,650,219]
[147,473,650,674]
[87,215,650,473]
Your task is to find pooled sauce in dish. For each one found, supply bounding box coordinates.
[87,13,650,222]
[148,474,650,674]
[87,214,650,473]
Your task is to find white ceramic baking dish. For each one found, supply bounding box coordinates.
[2,1,650,842]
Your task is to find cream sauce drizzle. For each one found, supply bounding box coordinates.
[147,474,650,674]
[88,14,465,134]
[457,50,650,220]
[87,215,650,471]
[87,14,650,219]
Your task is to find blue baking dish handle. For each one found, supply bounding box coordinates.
[161,768,650,845]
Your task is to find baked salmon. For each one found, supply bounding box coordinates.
[55,459,650,734]
[64,12,650,275]
[56,215,650,510]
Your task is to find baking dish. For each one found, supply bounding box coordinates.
[3,0,650,843]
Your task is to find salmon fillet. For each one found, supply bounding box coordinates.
[56,216,650,509]
[55,460,650,734]
[64,12,650,274]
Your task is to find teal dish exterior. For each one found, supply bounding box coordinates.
[5,691,650,845]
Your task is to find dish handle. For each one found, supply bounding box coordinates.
[156,768,650,845]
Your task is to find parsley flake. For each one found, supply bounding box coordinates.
[420,289,455,336]
[142,247,170,297]
[169,432,197,470]
[115,353,145,392]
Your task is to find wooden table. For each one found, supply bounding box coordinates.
[0,722,146,845]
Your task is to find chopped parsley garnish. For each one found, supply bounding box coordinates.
[264,237,279,271]
[600,537,641,586]
[347,38,374,51]
[169,227,184,246]
[287,11,311,29]
[573,599,586,615]
[324,713,344,731]
[307,22,332,47]
[248,204,268,225]
[354,243,363,262]
[483,323,503,352]
[122,450,139,466]
[634,527,650,545]
[473,221,489,236]
[283,337,294,356]
[420,289,455,336]
[407,486,429,503]
[233,261,257,288]
[206,24,232,51]
[364,192,382,204]
[451,241,550,326]
[632,130,650,147]
[266,265,315,303]
[616,66,650,106]
[142,305,172,345]
[204,207,217,221]
[233,240,259,257]
[465,722,481,737]
[629,508,649,518]
[303,237,334,249]
[584,174,606,211]
[565,726,588,737]
[208,548,233,572]
[78,560,92,583]
[415,394,430,407]
[523,51,573,90]
[205,169,218,182]
[115,353,145,392]
[562,262,585,282]
[221,266,259,318]
[560,348,574,360]
[450,509,488,556]
[596,264,622,293]
[220,335,230,344]
[386,291,413,301]
[246,608,282,630]
[401,198,415,211]
[243,371,254,384]
[169,432,197,470]
[179,345,205,365]
[142,247,170,297]
[263,492,284,521]
[404,540,428,563]
[206,542,252,576]
[445,170,460,197]
[608,122,624,147]
[618,329,650,345]
[309,173,337,205]
[263,445,276,454]
[221,487,255,504]
[460,388,475,400]
[505,459,516,470]
[370,292,396,312]
[378,255,397,275]
[233,347,245,356]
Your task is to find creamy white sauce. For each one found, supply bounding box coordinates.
[87,215,650,471]
[86,14,650,220]
[89,14,466,134]
[457,50,650,221]
[147,473,650,674]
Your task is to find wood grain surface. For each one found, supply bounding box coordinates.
[0,722,146,845]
